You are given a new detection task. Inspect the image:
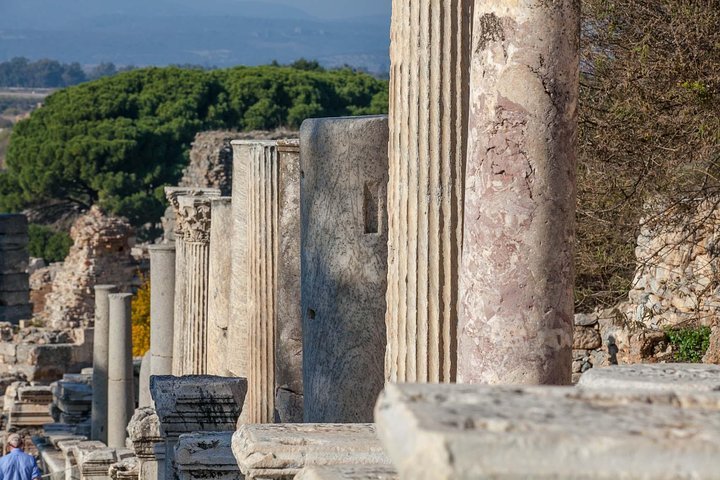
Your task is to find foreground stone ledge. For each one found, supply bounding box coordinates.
[375,383,720,480]
[175,432,240,480]
[578,363,720,392]
[232,424,391,480]
[294,465,398,480]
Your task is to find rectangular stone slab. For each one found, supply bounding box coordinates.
[295,465,398,480]
[0,234,29,249]
[0,249,29,274]
[232,423,391,480]
[0,273,29,291]
[578,363,720,393]
[375,383,720,480]
[0,304,32,323]
[0,290,30,307]
[175,432,241,480]
[0,214,28,234]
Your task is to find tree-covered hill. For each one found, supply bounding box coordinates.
[0,65,388,232]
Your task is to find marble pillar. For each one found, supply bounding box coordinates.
[148,244,175,377]
[385,0,471,384]
[275,139,303,423]
[107,293,134,449]
[207,197,232,376]
[164,187,220,376]
[457,0,579,385]
[138,352,151,408]
[178,195,213,375]
[300,116,389,423]
[91,285,116,443]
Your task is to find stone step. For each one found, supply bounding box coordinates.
[375,383,720,480]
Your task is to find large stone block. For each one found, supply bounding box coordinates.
[375,383,720,479]
[232,423,391,480]
[0,304,32,324]
[578,363,720,392]
[0,214,28,234]
[0,290,30,307]
[0,273,29,292]
[0,248,29,274]
[0,234,29,250]
[294,465,398,480]
[300,116,389,423]
[175,432,240,480]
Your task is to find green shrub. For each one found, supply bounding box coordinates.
[665,326,711,363]
[28,224,72,263]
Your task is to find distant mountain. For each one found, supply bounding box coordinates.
[0,0,391,73]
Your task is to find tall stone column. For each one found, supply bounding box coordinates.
[301,116,389,423]
[91,284,116,443]
[178,195,213,375]
[207,197,232,376]
[457,0,580,384]
[107,293,134,448]
[275,139,303,423]
[148,244,175,377]
[164,187,220,376]
[385,0,471,383]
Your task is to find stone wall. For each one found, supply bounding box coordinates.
[41,207,138,328]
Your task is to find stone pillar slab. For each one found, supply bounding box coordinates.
[207,197,233,376]
[91,285,115,444]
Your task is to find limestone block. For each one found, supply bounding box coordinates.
[175,432,240,480]
[572,326,602,350]
[703,326,720,364]
[108,457,139,480]
[148,245,175,377]
[275,139,303,423]
[150,376,247,437]
[294,465,398,480]
[127,407,162,459]
[232,424,391,480]
[207,197,232,376]
[375,383,720,479]
[78,447,134,480]
[385,0,470,384]
[0,290,31,306]
[0,214,28,234]
[300,116,388,423]
[578,363,720,392]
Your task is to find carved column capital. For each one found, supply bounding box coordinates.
[164,187,221,238]
[178,196,213,244]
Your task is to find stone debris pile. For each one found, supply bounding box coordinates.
[0,214,32,324]
[50,371,93,435]
[3,381,53,428]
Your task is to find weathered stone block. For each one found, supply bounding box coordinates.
[294,465,398,480]
[375,383,720,479]
[578,363,720,392]
[0,290,30,307]
[572,326,602,350]
[207,197,232,377]
[0,234,29,249]
[0,273,29,292]
[175,432,240,480]
[233,423,391,480]
[300,116,389,423]
[0,248,29,274]
[0,214,28,234]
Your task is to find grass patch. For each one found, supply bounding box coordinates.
[665,326,711,363]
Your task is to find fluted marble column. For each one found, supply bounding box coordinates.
[385,0,472,383]
[148,244,175,377]
[178,195,213,375]
[164,187,220,376]
[207,197,232,376]
[457,0,580,384]
[91,284,116,443]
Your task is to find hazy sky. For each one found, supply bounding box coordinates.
[281,0,390,19]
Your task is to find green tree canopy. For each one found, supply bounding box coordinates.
[0,65,388,232]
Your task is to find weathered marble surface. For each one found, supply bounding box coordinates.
[175,432,240,480]
[91,285,116,443]
[233,423,391,480]
[294,465,398,480]
[148,244,175,377]
[375,383,720,479]
[107,293,134,449]
[207,197,232,376]
[127,407,163,480]
[385,0,470,384]
[300,116,389,423]
[457,0,580,385]
[578,363,720,392]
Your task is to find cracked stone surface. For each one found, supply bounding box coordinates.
[375,383,720,479]
[578,364,720,392]
[175,432,241,480]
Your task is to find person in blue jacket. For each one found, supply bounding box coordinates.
[0,434,42,480]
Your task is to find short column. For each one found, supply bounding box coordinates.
[91,285,116,443]
[457,0,580,384]
[107,293,134,448]
[177,196,213,375]
[207,197,232,376]
[148,245,176,377]
[300,116,389,423]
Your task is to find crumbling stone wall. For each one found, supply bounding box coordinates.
[40,206,138,328]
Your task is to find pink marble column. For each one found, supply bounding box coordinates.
[457,0,580,385]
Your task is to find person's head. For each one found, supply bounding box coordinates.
[6,433,22,451]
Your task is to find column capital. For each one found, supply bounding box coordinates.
[177,196,213,244]
[164,187,221,238]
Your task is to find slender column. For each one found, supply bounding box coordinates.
[138,352,151,408]
[164,187,220,376]
[91,284,116,443]
[178,196,213,375]
[457,0,580,384]
[301,116,389,423]
[275,139,303,423]
[148,245,176,377]
[207,197,232,376]
[107,293,134,448]
[385,0,471,383]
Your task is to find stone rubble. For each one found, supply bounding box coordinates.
[2,381,53,428]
